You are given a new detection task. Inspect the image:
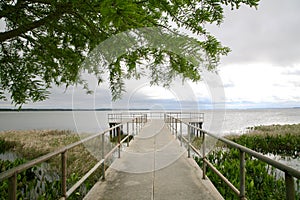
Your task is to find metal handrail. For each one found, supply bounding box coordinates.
[166,112,204,122]
[166,114,300,200]
[108,113,148,123]
[0,115,146,200]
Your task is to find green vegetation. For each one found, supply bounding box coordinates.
[195,124,300,200]
[226,124,300,158]
[0,130,102,199]
[0,157,96,200]
[0,140,17,154]
[195,149,289,200]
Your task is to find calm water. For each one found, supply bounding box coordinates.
[0,108,299,135]
[1,108,299,172]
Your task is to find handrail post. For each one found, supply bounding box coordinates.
[173,117,175,134]
[172,117,174,132]
[180,120,183,147]
[132,119,135,137]
[202,132,206,179]
[239,150,246,200]
[138,117,140,132]
[285,172,295,200]
[102,134,105,180]
[127,122,129,147]
[135,118,138,135]
[61,151,67,198]
[188,125,191,158]
[118,126,121,158]
[175,118,178,139]
[171,117,173,133]
[8,173,17,200]
[140,116,142,130]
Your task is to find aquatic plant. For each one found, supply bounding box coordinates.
[195,148,291,200]
[195,124,300,199]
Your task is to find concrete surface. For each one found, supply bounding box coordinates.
[84,119,223,200]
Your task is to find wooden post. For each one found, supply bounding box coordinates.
[8,173,17,200]
[285,172,295,200]
[61,151,67,198]
[239,150,246,200]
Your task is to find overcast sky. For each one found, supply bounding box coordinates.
[1,0,300,110]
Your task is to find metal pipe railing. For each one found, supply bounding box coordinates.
[0,115,146,200]
[167,114,300,200]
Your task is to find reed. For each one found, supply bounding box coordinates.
[225,123,300,158]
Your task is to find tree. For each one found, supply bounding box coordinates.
[0,0,260,107]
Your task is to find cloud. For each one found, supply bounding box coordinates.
[282,67,300,76]
[207,0,300,65]
[218,63,300,107]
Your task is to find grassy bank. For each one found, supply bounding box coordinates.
[0,130,99,174]
[197,123,300,200]
[0,129,100,199]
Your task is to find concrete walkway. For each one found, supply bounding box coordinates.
[84,119,223,200]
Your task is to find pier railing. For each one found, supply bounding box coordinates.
[0,115,146,200]
[166,114,300,200]
[166,112,204,123]
[108,113,147,123]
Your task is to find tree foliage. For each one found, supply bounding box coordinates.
[0,0,260,106]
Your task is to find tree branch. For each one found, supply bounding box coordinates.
[0,10,64,42]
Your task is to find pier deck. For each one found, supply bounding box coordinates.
[84,119,223,200]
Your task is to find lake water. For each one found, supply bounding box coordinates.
[0,108,299,135]
[1,108,299,173]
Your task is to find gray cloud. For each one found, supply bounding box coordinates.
[208,0,300,66]
[282,68,300,75]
